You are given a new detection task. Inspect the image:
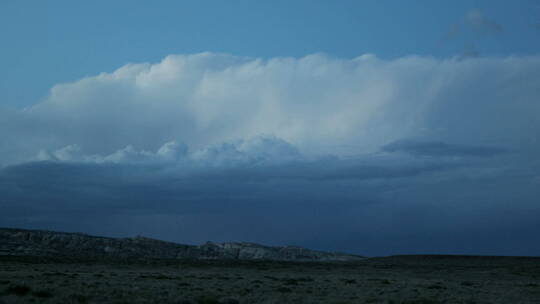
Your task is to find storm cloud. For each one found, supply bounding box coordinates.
[381,140,506,158]
[1,53,540,256]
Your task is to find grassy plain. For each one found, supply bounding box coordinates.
[0,255,539,303]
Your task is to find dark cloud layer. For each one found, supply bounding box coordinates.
[381,140,506,158]
[2,148,539,256]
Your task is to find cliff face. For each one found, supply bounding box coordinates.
[0,228,362,261]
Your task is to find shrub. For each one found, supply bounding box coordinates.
[283,278,299,285]
[32,289,53,298]
[425,284,445,290]
[402,298,441,304]
[196,295,220,304]
[68,293,89,304]
[276,287,292,293]
[6,284,31,296]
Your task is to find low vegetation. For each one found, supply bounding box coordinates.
[0,255,539,303]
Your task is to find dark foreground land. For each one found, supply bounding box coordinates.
[1,255,539,304]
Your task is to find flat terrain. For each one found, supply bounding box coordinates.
[0,255,539,303]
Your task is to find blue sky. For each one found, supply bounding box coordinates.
[1,1,540,256]
[1,0,539,107]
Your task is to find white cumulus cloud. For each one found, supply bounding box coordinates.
[0,52,539,166]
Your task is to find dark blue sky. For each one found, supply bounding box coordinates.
[1,1,540,256]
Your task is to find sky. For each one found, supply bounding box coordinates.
[1,1,540,256]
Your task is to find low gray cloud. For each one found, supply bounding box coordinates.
[1,152,539,256]
[381,139,506,158]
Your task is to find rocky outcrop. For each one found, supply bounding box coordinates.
[0,228,362,261]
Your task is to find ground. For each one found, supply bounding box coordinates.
[0,255,539,303]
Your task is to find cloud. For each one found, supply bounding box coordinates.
[37,141,188,164]
[442,10,504,57]
[444,9,503,38]
[465,9,503,35]
[1,52,540,255]
[34,135,301,166]
[458,43,480,59]
[1,149,538,256]
[190,136,302,167]
[381,139,506,158]
[1,52,540,166]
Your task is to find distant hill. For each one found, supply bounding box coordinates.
[0,227,363,262]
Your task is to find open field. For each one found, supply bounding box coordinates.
[1,255,539,303]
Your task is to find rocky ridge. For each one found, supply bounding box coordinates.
[0,228,362,261]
